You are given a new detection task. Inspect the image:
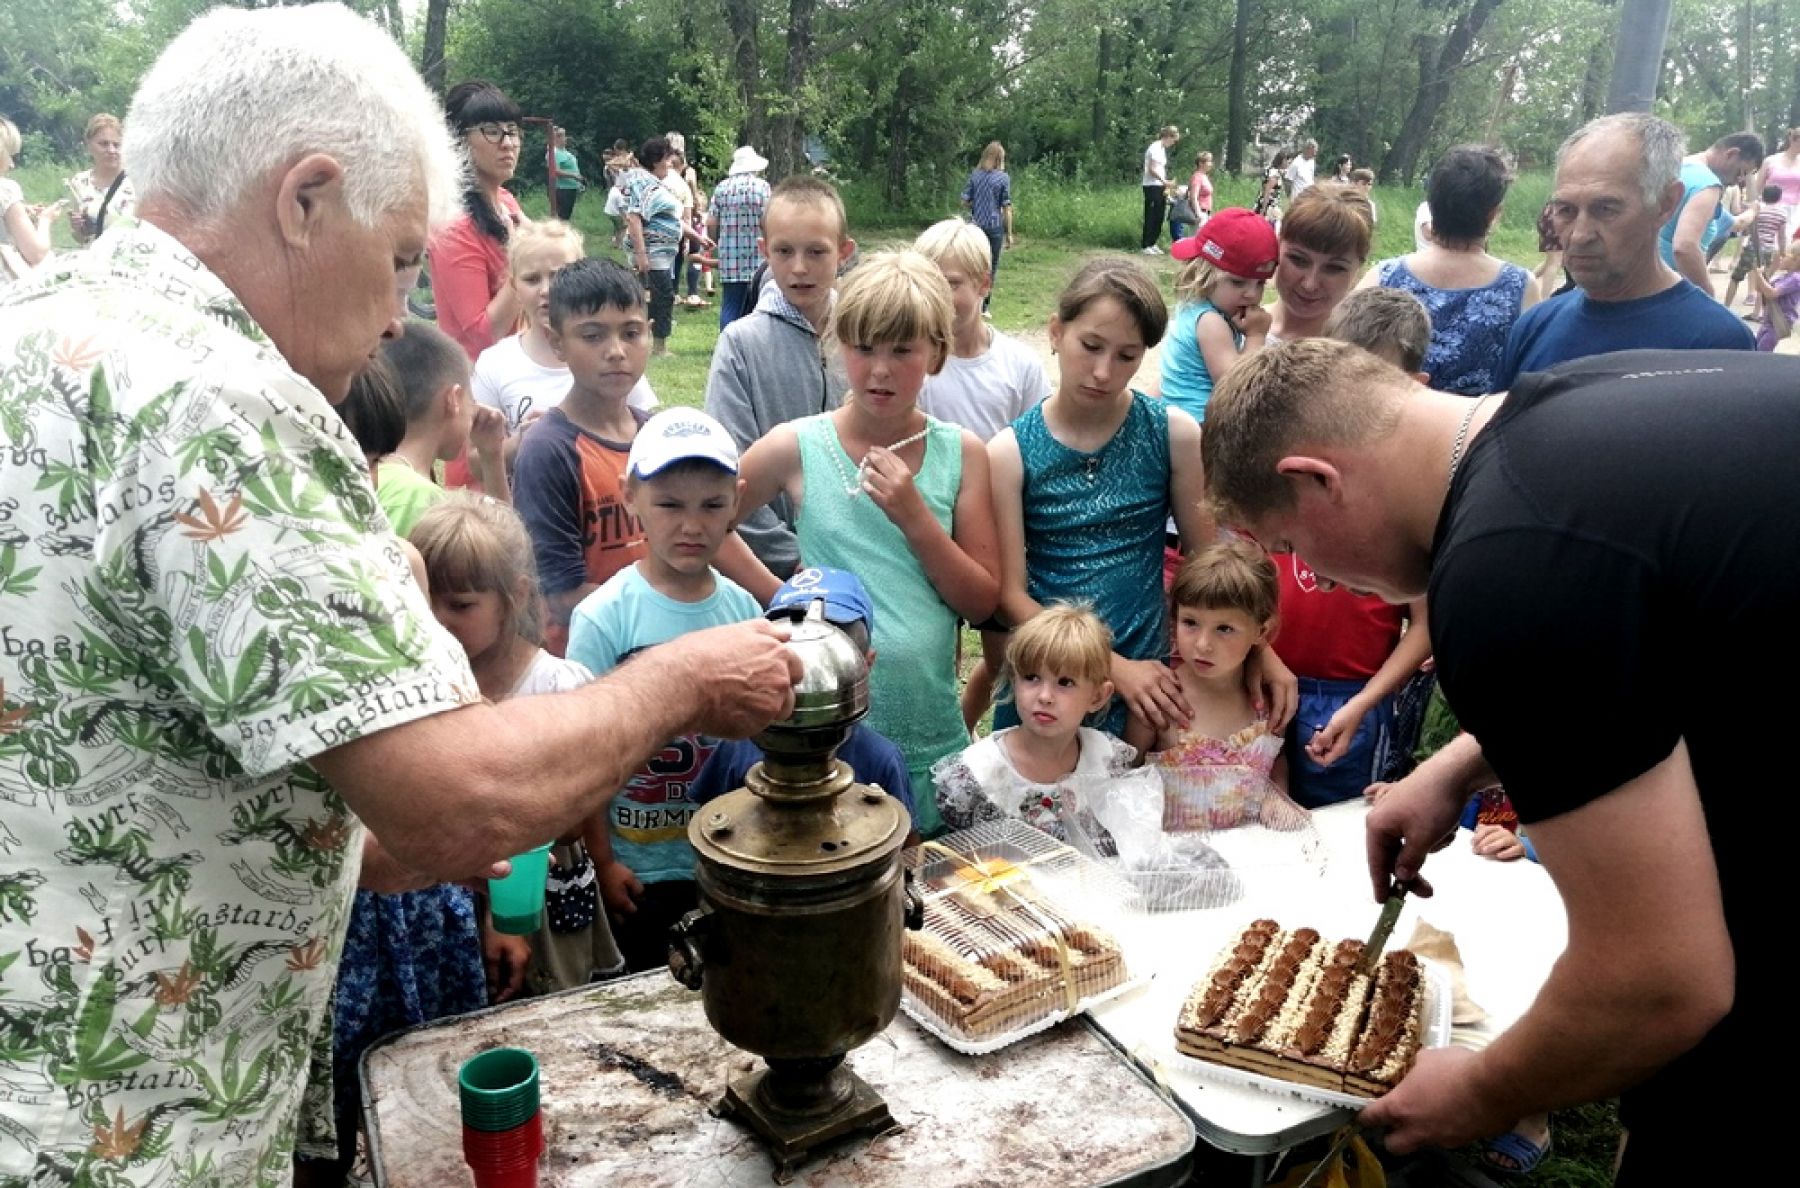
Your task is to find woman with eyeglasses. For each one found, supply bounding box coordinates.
[433,80,527,363]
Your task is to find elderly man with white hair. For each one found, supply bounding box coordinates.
[0,7,797,1183]
[1491,112,1752,391]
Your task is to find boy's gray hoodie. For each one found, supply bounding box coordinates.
[703,279,849,576]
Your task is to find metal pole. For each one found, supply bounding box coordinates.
[1606,0,1676,113]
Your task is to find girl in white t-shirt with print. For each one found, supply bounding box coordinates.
[471,220,656,467]
[410,491,625,992]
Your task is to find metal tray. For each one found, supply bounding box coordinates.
[361,970,1195,1187]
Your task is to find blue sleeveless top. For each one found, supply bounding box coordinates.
[1375,257,1529,396]
[1158,300,1241,423]
[996,392,1171,735]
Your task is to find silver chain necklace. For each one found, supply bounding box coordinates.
[1445,396,1490,492]
[830,425,931,498]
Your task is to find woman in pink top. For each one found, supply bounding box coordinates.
[430,81,526,490]
[1757,126,1800,234]
[1189,151,1216,221]
[433,80,527,361]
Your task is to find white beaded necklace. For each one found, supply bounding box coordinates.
[830,425,931,498]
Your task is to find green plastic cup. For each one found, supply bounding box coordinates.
[459,1047,540,1132]
[488,844,552,936]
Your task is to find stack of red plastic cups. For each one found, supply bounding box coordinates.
[458,1047,544,1188]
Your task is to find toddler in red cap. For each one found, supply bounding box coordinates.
[1157,207,1279,424]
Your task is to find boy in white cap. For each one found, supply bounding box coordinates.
[565,407,764,971]
[707,144,774,329]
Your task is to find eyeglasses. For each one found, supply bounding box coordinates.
[474,123,523,145]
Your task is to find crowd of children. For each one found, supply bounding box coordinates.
[307,160,1559,1183]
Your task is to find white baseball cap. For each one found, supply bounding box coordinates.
[627,408,740,478]
[728,145,770,175]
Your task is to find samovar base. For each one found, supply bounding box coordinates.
[717,1058,897,1179]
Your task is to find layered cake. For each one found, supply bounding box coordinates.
[1174,918,1425,1096]
[903,858,1127,1042]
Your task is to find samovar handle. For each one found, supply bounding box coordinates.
[668,904,714,990]
[903,869,924,931]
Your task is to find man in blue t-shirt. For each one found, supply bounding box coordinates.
[1659,129,1763,294]
[1493,113,1753,393]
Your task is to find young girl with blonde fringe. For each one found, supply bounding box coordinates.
[410,491,624,994]
[981,258,1295,750]
[1152,540,1293,832]
[471,219,656,470]
[1157,208,1279,425]
[730,251,1001,836]
[934,604,1134,840]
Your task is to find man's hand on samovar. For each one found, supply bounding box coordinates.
[669,619,804,737]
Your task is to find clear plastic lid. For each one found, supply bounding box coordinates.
[900,822,1140,1053]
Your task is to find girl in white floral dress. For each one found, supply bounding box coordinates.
[1151,540,1295,831]
[934,605,1136,840]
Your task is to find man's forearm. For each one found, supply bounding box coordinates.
[318,650,711,878]
[1420,732,1497,802]
[1675,243,1714,294]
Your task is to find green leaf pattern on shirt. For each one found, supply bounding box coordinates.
[0,224,480,1185]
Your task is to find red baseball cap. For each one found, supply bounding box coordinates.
[1170,208,1279,279]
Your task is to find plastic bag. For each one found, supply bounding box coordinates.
[1061,770,1243,912]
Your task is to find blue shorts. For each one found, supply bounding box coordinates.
[1286,676,1395,808]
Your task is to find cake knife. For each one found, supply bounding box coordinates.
[1356,884,1409,976]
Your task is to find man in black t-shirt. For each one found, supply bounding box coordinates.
[1201,338,1796,1182]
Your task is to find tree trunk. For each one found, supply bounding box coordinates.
[1577,39,1610,123]
[420,0,449,96]
[1606,0,1675,112]
[382,0,403,41]
[1225,0,1251,173]
[1377,0,1505,183]
[768,0,818,180]
[1092,28,1113,151]
[1791,52,1800,129]
[722,0,766,151]
[1738,0,1756,131]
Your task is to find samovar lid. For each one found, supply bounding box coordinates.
[759,600,869,733]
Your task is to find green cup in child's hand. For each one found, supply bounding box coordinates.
[487,844,552,935]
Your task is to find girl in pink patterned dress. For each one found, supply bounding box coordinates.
[1149,540,1294,831]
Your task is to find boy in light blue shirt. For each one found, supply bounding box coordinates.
[568,407,762,971]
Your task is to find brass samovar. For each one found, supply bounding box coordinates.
[669,602,920,1172]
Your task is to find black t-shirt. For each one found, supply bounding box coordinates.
[1429,349,1798,1154]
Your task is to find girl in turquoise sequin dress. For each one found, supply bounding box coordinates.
[984,257,1295,742]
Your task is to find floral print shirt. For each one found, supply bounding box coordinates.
[0,222,480,1186]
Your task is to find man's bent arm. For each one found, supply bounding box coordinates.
[1671,193,1720,294]
[1365,744,1733,1150]
[311,622,796,880]
[1475,743,1731,1108]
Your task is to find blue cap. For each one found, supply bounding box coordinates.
[766,566,874,639]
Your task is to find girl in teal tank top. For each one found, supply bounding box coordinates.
[986,257,1290,751]
[734,251,1002,836]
